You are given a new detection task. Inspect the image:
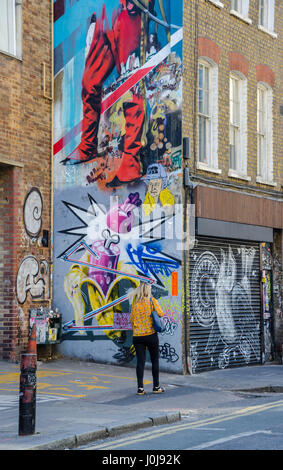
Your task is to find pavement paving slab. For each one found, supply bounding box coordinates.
[0,358,282,450]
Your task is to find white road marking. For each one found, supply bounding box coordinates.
[0,394,67,412]
[186,430,272,450]
[83,400,283,449]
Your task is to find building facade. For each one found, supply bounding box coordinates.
[1,0,282,374]
[0,0,53,360]
[183,0,283,372]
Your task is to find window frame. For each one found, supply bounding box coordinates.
[230,0,252,24]
[198,61,211,165]
[197,58,221,174]
[258,0,277,37]
[0,0,22,59]
[256,82,275,185]
[228,72,250,180]
[257,84,267,177]
[232,0,242,12]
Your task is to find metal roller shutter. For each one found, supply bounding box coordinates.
[189,237,262,373]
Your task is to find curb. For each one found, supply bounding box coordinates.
[28,412,182,450]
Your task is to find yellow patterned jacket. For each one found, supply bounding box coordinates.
[130,297,164,337]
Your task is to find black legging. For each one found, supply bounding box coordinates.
[133,333,159,389]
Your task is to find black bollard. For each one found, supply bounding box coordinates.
[18,324,37,435]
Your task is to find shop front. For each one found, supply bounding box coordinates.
[187,185,281,373]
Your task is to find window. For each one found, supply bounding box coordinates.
[229,73,249,179]
[259,0,275,34]
[231,0,249,16]
[0,0,22,58]
[198,60,220,173]
[257,83,274,184]
[229,75,240,171]
[198,62,210,164]
[230,0,251,23]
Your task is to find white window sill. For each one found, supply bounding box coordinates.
[0,49,22,61]
[258,25,277,39]
[206,0,224,9]
[197,162,222,174]
[256,176,277,187]
[228,169,251,181]
[230,10,252,25]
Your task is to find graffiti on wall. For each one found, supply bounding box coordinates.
[57,190,182,363]
[16,188,50,304]
[261,242,274,362]
[190,245,261,372]
[53,0,183,185]
[55,2,183,188]
[16,257,49,304]
[23,188,43,239]
[53,0,183,369]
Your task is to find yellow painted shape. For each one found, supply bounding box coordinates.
[0,370,72,385]
[0,369,152,387]
[69,380,108,390]
[36,382,74,392]
[0,388,18,392]
[37,371,72,378]
[37,391,87,398]
[90,372,152,384]
[0,373,19,384]
[42,369,152,385]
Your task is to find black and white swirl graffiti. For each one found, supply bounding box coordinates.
[23,188,43,238]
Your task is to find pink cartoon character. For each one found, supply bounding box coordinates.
[106,192,142,234]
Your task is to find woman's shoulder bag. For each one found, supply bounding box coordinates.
[150,298,166,333]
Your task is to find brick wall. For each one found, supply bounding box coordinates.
[183,0,283,192]
[183,0,283,364]
[0,167,17,360]
[0,0,52,360]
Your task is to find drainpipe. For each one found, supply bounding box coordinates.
[41,0,54,308]
[182,0,199,374]
[183,166,198,374]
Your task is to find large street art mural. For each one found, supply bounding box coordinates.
[53,0,183,371]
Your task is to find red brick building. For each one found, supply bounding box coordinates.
[183,0,283,371]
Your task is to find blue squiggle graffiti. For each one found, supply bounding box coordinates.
[126,244,180,280]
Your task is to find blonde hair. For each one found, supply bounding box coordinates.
[131,282,152,302]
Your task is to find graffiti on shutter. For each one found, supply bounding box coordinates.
[189,238,262,373]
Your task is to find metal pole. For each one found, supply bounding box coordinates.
[18,324,37,436]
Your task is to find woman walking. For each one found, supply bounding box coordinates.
[130,282,165,395]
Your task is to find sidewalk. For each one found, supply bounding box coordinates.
[0,358,283,450]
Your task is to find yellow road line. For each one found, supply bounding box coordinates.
[86,399,283,450]
[0,388,18,392]
[0,373,19,384]
[37,391,87,398]
[69,380,109,390]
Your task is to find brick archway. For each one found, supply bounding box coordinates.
[197,37,221,64]
[256,64,275,87]
[228,51,249,77]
